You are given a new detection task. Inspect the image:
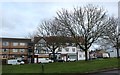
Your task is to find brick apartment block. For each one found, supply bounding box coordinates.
[0,37,34,64]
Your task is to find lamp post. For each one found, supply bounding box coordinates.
[117,1,120,58]
[116,24,119,58]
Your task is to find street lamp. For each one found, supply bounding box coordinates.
[116,22,119,58]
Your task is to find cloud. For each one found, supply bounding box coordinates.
[0,0,119,2]
[1,2,118,38]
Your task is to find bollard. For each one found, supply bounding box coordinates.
[41,64,44,73]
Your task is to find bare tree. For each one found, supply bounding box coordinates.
[37,19,66,62]
[26,32,39,41]
[55,4,109,61]
[102,17,120,58]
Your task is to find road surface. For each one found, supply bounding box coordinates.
[89,69,120,75]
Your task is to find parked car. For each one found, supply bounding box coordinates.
[17,60,25,64]
[68,58,76,62]
[57,59,64,62]
[48,59,53,63]
[8,59,25,65]
[38,58,53,63]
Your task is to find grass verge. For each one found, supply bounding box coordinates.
[2,58,120,74]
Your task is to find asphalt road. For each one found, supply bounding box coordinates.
[102,70,120,73]
[89,69,120,75]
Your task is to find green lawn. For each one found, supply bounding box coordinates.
[2,58,120,73]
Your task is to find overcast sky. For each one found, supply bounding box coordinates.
[1,0,119,38]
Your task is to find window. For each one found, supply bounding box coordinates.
[12,55,15,58]
[65,48,69,52]
[0,49,2,52]
[79,55,82,57]
[3,55,7,58]
[2,49,8,52]
[72,48,75,52]
[2,42,9,46]
[12,49,18,52]
[13,42,18,46]
[39,43,45,47]
[83,55,85,57]
[58,47,62,52]
[20,43,26,46]
[19,49,25,52]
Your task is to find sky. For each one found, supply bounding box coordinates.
[0,0,119,38]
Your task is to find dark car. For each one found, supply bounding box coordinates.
[57,59,64,62]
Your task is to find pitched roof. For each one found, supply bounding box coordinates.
[34,36,84,44]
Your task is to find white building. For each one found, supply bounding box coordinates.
[77,50,89,60]
[58,46,89,61]
[34,37,90,63]
[108,49,120,58]
[58,46,77,61]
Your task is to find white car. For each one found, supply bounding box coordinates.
[20,61,25,64]
[68,58,76,62]
[38,58,53,63]
[8,59,25,65]
[48,59,54,63]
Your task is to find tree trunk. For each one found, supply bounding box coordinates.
[116,37,119,59]
[53,50,56,62]
[85,50,88,61]
[116,47,119,59]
